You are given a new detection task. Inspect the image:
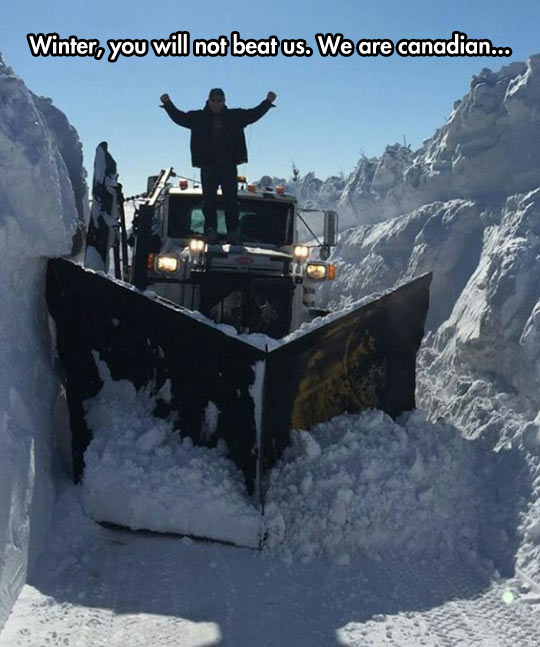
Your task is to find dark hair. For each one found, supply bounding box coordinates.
[208,88,225,99]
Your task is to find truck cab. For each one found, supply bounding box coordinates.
[132,176,338,339]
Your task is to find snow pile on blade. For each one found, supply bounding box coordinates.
[82,368,496,564]
[81,360,262,548]
[264,410,482,563]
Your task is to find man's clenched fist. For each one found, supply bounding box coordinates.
[266,91,277,103]
[160,93,170,104]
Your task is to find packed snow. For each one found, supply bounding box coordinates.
[2,49,540,646]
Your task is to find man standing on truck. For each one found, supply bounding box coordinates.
[160,88,277,245]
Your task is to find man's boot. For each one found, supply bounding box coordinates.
[227,229,242,246]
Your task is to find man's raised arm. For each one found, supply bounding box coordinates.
[238,91,277,126]
[160,94,195,128]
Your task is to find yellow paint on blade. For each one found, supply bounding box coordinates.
[291,329,380,429]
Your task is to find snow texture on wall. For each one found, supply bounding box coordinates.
[338,55,540,225]
[0,53,85,630]
[278,55,540,232]
[321,188,540,443]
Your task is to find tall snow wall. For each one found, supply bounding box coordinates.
[322,55,540,429]
[337,55,540,225]
[279,54,540,231]
[0,54,86,630]
[318,54,540,582]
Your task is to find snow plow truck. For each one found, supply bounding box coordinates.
[46,143,432,531]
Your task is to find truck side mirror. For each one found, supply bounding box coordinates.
[320,244,331,261]
[323,211,338,247]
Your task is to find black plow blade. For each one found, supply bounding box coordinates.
[47,259,430,541]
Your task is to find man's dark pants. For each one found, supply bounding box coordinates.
[201,163,239,235]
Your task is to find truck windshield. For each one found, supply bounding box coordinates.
[167,195,293,246]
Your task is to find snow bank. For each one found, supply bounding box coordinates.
[0,54,85,630]
[256,172,346,212]
[81,359,262,548]
[273,55,540,232]
[428,189,540,409]
[317,58,540,581]
[322,188,540,437]
[321,198,484,330]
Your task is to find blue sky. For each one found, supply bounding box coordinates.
[2,0,539,196]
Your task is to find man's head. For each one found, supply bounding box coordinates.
[208,88,226,113]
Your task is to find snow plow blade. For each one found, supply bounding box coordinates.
[261,274,432,479]
[47,259,430,512]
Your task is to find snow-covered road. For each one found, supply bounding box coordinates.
[2,484,540,647]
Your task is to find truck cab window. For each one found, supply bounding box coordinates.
[167,195,293,246]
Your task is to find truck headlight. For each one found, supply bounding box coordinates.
[293,245,310,260]
[306,263,327,280]
[156,254,179,272]
[189,239,205,253]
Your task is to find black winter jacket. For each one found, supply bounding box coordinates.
[162,99,274,168]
